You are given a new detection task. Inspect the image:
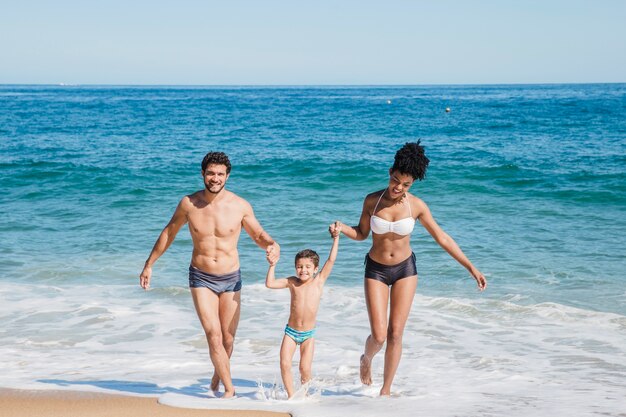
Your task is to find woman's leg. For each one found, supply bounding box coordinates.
[380,275,417,395]
[361,278,390,385]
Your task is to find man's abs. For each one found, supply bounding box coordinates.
[191,249,240,275]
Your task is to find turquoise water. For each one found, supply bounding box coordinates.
[2,85,626,415]
[2,84,624,313]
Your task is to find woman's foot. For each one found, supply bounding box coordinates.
[360,354,372,385]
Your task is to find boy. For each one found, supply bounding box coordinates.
[265,226,340,398]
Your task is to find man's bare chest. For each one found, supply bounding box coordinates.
[187,207,242,237]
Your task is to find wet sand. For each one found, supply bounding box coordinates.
[0,388,290,417]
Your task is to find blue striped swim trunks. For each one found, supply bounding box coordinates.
[284,324,316,345]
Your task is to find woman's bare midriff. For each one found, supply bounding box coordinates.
[368,234,413,265]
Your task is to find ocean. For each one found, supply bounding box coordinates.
[1,84,625,416]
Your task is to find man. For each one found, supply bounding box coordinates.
[139,151,280,398]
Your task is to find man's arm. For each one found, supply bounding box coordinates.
[241,199,280,263]
[317,231,340,283]
[139,198,188,289]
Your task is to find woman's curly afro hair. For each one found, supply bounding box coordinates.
[391,140,429,181]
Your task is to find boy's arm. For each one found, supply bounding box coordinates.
[265,263,290,289]
[317,234,339,283]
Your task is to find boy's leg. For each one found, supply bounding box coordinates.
[361,278,390,385]
[190,287,235,398]
[298,337,315,385]
[280,334,298,398]
[381,276,417,396]
[210,290,241,392]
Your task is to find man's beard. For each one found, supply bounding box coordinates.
[205,183,225,194]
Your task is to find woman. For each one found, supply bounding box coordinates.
[331,141,487,396]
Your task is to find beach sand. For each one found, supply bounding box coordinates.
[0,389,290,417]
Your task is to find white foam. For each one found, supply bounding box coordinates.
[1,282,625,416]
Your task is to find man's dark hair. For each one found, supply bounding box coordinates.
[295,249,320,268]
[391,140,429,181]
[201,152,231,173]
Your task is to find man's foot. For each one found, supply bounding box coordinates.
[380,387,391,396]
[222,389,236,399]
[210,373,220,391]
[360,354,372,385]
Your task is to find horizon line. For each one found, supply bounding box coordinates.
[1,81,625,88]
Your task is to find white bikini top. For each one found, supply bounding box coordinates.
[370,191,416,236]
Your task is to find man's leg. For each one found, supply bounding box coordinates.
[210,289,241,392]
[190,287,236,398]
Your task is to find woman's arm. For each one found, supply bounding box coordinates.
[416,199,487,290]
[333,196,372,241]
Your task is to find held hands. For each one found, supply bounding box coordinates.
[139,265,152,290]
[266,253,278,266]
[329,221,342,239]
[266,242,280,265]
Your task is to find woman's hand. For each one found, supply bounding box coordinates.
[470,267,487,291]
[329,221,342,238]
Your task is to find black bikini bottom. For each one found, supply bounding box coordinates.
[364,252,417,286]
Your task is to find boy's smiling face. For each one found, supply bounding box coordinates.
[295,258,319,282]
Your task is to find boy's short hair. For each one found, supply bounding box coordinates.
[202,151,231,173]
[295,249,320,267]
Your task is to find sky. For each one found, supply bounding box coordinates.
[1,0,625,85]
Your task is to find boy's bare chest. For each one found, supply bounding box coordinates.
[292,283,322,305]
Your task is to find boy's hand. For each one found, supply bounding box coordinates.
[266,252,279,266]
[329,221,342,238]
[266,242,280,264]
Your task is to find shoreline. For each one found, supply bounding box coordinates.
[0,388,290,417]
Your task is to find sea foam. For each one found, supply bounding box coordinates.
[1,281,625,416]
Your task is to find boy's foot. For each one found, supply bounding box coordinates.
[210,373,220,391]
[360,354,372,385]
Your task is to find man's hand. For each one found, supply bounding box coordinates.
[266,242,280,264]
[139,265,152,290]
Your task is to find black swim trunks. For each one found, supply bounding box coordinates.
[188,265,242,294]
[364,252,417,286]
